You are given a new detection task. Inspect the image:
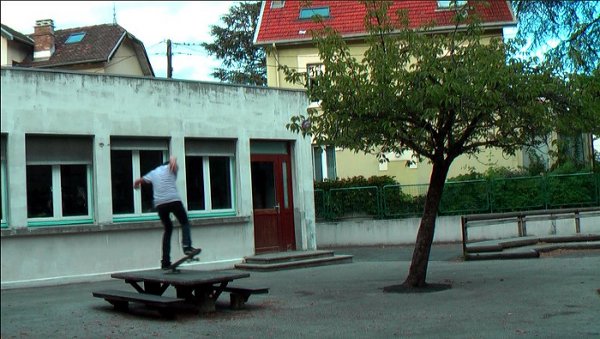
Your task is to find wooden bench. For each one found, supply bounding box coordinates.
[92,289,185,317]
[223,286,269,309]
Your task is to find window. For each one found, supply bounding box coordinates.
[25,135,93,224]
[185,139,236,215]
[438,1,467,8]
[299,7,330,19]
[271,1,285,9]
[110,138,168,217]
[65,32,86,44]
[307,63,324,102]
[1,135,7,227]
[313,145,336,182]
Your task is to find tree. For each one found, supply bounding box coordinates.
[282,1,576,289]
[510,1,600,169]
[511,0,599,74]
[202,1,266,86]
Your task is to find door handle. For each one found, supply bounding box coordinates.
[274,203,280,214]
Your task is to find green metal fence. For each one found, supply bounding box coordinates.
[315,172,600,221]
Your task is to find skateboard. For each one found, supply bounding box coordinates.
[165,248,202,273]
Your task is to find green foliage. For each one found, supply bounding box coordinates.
[382,185,427,217]
[439,180,489,215]
[490,176,546,212]
[316,170,599,219]
[511,0,600,74]
[201,1,266,85]
[546,173,598,208]
[315,175,397,190]
[315,176,397,219]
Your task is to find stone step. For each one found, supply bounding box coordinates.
[235,254,353,272]
[243,250,336,265]
[465,240,600,261]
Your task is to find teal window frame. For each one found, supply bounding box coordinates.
[65,32,86,44]
[299,7,330,19]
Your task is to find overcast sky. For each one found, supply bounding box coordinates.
[1,1,241,81]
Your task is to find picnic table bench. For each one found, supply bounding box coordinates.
[223,285,270,309]
[92,289,184,317]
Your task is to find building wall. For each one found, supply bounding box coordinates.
[0,67,316,288]
[336,147,524,184]
[1,36,31,66]
[316,210,600,247]
[266,33,528,183]
[104,38,145,76]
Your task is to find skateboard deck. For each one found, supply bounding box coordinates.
[165,248,202,273]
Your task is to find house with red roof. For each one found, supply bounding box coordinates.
[254,1,544,185]
[1,20,153,76]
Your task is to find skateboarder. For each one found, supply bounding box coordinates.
[134,156,199,269]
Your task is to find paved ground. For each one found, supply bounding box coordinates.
[2,243,599,338]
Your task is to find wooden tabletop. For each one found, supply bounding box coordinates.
[111,269,250,286]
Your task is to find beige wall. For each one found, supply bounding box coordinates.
[265,31,530,184]
[335,147,524,185]
[1,36,31,66]
[104,38,145,76]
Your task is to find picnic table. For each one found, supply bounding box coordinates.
[93,269,268,317]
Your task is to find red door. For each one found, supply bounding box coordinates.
[251,154,295,253]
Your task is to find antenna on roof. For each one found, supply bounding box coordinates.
[112,2,117,25]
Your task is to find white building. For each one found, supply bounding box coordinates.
[1,67,316,289]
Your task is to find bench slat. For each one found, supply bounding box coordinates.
[92,289,184,305]
[223,286,269,295]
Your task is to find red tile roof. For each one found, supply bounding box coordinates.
[255,0,516,45]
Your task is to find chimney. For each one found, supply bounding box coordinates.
[33,19,55,60]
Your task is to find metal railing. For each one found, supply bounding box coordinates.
[315,172,600,221]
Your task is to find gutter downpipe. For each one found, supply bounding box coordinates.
[272,42,280,87]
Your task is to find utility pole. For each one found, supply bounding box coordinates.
[167,39,173,79]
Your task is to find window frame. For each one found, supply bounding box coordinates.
[271,0,285,9]
[65,32,86,44]
[25,135,94,227]
[299,6,330,19]
[0,139,8,228]
[184,139,236,218]
[26,164,94,226]
[437,0,467,9]
[109,137,169,222]
[312,145,336,182]
[306,63,325,103]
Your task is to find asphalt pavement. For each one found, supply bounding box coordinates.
[2,243,599,338]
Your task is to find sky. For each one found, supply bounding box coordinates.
[1,1,241,81]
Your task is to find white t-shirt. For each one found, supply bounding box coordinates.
[143,164,181,207]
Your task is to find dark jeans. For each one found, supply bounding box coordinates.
[156,201,192,264]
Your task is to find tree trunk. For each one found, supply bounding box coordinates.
[403,159,451,287]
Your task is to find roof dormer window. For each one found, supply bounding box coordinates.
[65,32,85,44]
[438,1,467,8]
[299,6,330,19]
[271,1,285,9]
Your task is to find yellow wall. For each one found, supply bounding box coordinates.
[265,31,533,184]
[335,147,524,184]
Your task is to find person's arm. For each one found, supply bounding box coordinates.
[168,156,178,173]
[133,177,149,189]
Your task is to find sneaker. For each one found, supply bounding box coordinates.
[183,246,201,255]
[161,261,172,270]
